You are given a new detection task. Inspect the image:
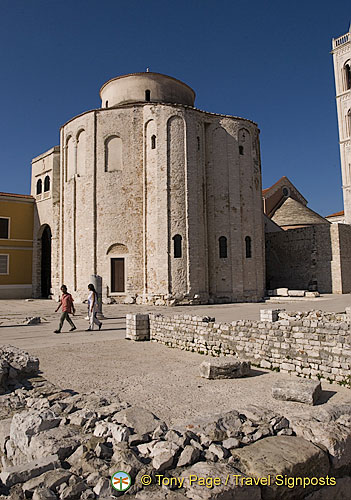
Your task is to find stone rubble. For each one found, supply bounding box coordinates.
[0,346,350,499]
[199,357,251,379]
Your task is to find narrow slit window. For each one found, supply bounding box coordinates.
[36,179,42,194]
[245,236,252,258]
[173,234,182,258]
[239,145,244,155]
[219,236,227,258]
[197,136,200,151]
[145,89,151,101]
[105,100,109,108]
[151,135,156,149]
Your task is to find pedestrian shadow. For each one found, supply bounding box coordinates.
[247,369,268,378]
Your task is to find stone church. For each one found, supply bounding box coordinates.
[31,72,265,304]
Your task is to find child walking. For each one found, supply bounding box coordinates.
[54,285,76,333]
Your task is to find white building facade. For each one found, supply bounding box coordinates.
[332,25,351,223]
[31,72,265,304]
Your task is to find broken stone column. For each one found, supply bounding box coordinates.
[125,314,150,341]
[199,357,251,379]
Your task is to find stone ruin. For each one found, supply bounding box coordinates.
[0,345,351,499]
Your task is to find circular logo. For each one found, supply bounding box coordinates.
[111,471,132,492]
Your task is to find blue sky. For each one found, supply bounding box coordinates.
[0,0,349,216]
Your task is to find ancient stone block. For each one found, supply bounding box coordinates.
[180,462,261,500]
[231,436,329,499]
[0,454,60,487]
[199,357,251,379]
[288,290,306,297]
[272,378,322,405]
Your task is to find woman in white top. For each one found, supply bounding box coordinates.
[86,283,102,331]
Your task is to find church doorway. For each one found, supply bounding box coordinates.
[40,225,52,298]
[111,258,125,292]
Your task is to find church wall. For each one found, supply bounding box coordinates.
[33,80,265,304]
[95,107,144,301]
[31,147,60,298]
[265,225,348,293]
[61,113,95,301]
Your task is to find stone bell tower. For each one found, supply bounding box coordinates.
[332,24,351,223]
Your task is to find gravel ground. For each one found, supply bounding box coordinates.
[1,297,351,426]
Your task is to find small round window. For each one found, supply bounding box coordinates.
[282,186,290,197]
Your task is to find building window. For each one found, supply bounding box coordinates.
[0,218,9,239]
[44,176,50,192]
[173,234,182,258]
[219,236,227,258]
[197,136,200,151]
[36,179,42,194]
[345,63,351,91]
[239,145,244,155]
[0,254,9,274]
[151,135,156,149]
[105,100,109,108]
[245,236,252,258]
[282,186,290,197]
[347,109,351,137]
[145,89,151,101]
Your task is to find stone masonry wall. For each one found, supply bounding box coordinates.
[266,223,351,294]
[147,311,351,385]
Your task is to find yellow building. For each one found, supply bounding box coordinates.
[0,192,34,298]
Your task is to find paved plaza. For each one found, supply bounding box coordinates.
[1,295,351,425]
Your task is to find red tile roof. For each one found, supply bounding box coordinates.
[0,192,33,199]
[262,176,289,196]
[326,210,344,218]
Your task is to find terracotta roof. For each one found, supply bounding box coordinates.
[271,197,329,227]
[326,210,344,218]
[262,176,290,196]
[0,192,33,199]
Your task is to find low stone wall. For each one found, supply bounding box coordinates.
[145,311,351,386]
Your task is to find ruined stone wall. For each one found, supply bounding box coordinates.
[148,312,351,384]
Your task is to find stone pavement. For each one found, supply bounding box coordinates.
[0,295,350,426]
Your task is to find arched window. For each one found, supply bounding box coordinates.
[173,234,182,258]
[219,236,227,258]
[76,130,86,175]
[105,136,123,172]
[239,145,244,155]
[345,63,351,90]
[245,236,252,258]
[347,109,351,137]
[36,179,42,195]
[44,176,50,192]
[151,135,156,149]
[197,136,200,151]
[105,100,109,108]
[145,89,151,102]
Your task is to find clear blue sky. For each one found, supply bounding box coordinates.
[0,0,349,216]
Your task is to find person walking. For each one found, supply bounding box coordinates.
[54,285,76,333]
[86,283,102,331]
